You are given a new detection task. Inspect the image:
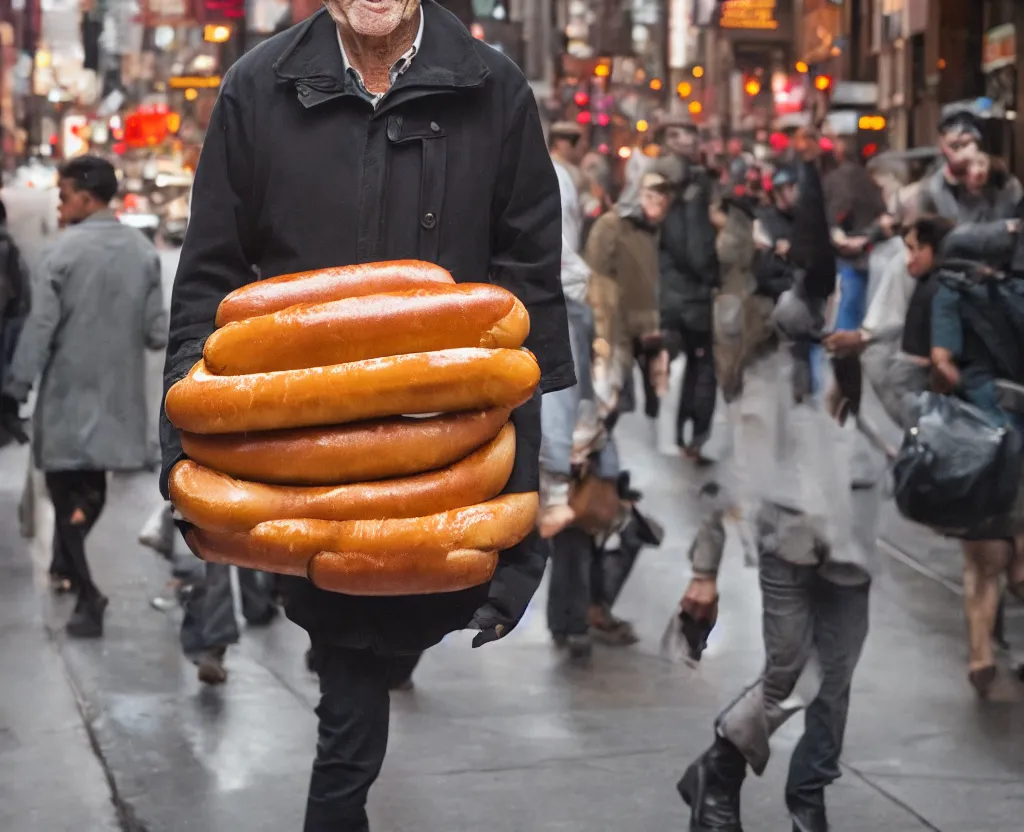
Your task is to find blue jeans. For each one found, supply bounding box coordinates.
[835,261,869,332]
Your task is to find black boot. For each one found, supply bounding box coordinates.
[790,802,828,832]
[677,734,746,831]
[66,594,108,639]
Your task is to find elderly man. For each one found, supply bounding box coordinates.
[160,1,572,829]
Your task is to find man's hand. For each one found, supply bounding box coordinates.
[774,239,791,258]
[680,574,718,622]
[839,235,869,257]
[1007,219,1021,234]
[538,504,576,539]
[824,329,867,356]
[649,349,670,397]
[933,358,961,393]
[878,214,897,238]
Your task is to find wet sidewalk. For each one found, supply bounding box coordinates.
[3,408,1023,831]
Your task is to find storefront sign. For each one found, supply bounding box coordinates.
[982,24,1016,74]
[719,0,778,31]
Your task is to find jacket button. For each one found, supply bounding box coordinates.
[422,212,437,229]
[430,121,440,132]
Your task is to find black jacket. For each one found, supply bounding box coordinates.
[658,168,719,332]
[161,4,574,654]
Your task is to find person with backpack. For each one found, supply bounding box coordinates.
[928,234,1024,696]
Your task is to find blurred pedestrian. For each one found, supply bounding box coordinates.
[824,137,887,332]
[160,2,572,829]
[1,155,167,637]
[678,134,878,832]
[0,199,32,397]
[655,124,720,461]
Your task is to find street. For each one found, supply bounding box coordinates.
[1,246,1023,832]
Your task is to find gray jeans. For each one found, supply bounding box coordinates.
[180,561,276,659]
[716,552,870,807]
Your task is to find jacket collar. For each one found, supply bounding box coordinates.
[273,2,489,110]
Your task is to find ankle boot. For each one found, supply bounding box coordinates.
[66,594,108,639]
[677,734,746,831]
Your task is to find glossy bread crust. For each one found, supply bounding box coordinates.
[169,423,516,533]
[205,284,530,375]
[215,260,454,326]
[165,349,541,435]
[178,408,510,486]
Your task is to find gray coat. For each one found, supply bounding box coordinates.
[4,211,167,471]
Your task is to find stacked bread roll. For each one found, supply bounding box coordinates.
[165,260,541,596]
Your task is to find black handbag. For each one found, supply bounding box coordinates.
[892,393,1023,530]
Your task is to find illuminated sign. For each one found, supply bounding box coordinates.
[169,75,222,89]
[719,0,778,31]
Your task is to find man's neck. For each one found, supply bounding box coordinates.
[338,13,419,94]
[942,164,961,187]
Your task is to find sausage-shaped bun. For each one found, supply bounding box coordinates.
[250,492,538,561]
[179,408,509,486]
[215,260,453,326]
[165,349,540,435]
[308,549,499,596]
[205,284,530,375]
[169,423,516,533]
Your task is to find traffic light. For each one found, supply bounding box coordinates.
[744,77,761,96]
[574,90,590,108]
[676,81,692,98]
[814,74,833,93]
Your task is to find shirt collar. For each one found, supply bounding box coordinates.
[336,8,424,93]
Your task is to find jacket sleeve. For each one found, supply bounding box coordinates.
[791,160,836,301]
[683,175,719,287]
[3,250,62,403]
[144,249,168,351]
[490,81,574,395]
[159,66,260,497]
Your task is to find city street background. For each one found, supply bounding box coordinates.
[1,212,1022,831]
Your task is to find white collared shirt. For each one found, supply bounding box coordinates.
[336,8,425,108]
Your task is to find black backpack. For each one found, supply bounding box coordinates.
[937,266,1024,384]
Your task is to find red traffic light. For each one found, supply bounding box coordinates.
[576,111,592,125]
[862,142,879,158]
[596,112,610,127]
[574,90,590,108]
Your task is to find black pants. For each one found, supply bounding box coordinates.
[547,527,592,637]
[633,339,662,419]
[675,326,716,449]
[45,470,106,601]
[304,646,419,832]
[590,516,643,610]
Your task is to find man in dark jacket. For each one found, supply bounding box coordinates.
[655,140,720,459]
[160,3,573,829]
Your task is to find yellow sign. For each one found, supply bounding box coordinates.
[858,115,887,131]
[169,76,222,89]
[720,0,779,31]
[204,24,232,44]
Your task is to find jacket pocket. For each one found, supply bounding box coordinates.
[388,115,447,263]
